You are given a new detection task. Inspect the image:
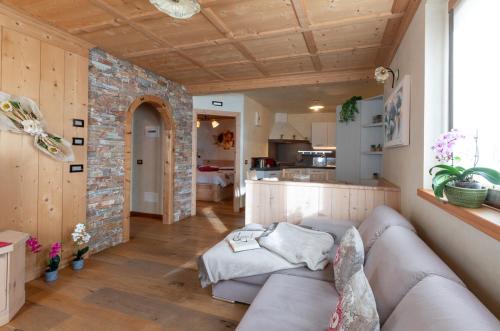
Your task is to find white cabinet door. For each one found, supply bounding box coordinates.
[326,122,336,146]
[311,122,328,147]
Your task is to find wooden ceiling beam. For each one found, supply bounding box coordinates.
[376,0,422,66]
[122,11,403,59]
[200,7,268,76]
[186,67,374,95]
[134,43,386,72]
[291,0,322,71]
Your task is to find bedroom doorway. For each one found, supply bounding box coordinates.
[193,110,241,213]
[124,95,175,242]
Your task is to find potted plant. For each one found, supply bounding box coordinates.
[71,223,90,270]
[45,242,62,282]
[485,186,500,209]
[339,96,362,123]
[429,129,500,208]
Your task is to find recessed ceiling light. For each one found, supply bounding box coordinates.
[309,101,325,112]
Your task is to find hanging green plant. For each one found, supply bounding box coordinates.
[339,96,362,123]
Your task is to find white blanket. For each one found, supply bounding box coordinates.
[198,223,334,287]
[258,223,334,270]
[197,170,234,187]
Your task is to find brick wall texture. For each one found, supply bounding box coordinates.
[87,48,193,252]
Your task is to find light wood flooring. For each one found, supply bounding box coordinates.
[1,201,247,331]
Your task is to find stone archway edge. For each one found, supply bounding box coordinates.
[123,95,176,241]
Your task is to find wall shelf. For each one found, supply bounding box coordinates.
[363,151,384,155]
[362,123,384,128]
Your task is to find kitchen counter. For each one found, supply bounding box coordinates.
[246,178,399,191]
[250,165,336,171]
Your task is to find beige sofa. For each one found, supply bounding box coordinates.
[234,206,499,331]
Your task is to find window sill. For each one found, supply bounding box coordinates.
[417,189,500,241]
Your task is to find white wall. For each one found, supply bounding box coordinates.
[197,118,236,165]
[383,0,500,316]
[131,104,163,215]
[287,112,336,141]
[193,93,273,207]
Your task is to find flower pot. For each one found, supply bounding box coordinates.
[485,188,500,209]
[45,270,58,282]
[72,259,84,271]
[444,184,488,208]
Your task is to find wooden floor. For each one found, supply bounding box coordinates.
[1,201,247,331]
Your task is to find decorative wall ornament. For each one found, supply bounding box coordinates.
[214,130,235,150]
[0,92,74,162]
[384,75,411,147]
[149,0,200,19]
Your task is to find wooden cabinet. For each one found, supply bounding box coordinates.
[311,122,335,148]
[245,180,400,226]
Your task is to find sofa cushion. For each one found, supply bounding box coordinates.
[236,274,338,331]
[358,205,415,254]
[328,268,380,331]
[364,226,464,324]
[334,227,364,293]
[382,276,500,331]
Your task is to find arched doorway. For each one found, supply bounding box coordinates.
[123,95,175,242]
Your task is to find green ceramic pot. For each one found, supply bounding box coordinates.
[444,183,488,208]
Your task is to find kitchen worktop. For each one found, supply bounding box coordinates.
[245,177,399,191]
[250,165,336,171]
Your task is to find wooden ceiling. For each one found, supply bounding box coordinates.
[1,0,421,94]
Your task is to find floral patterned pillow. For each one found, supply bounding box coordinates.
[328,268,380,331]
[333,226,364,293]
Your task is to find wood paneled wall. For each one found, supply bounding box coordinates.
[0,7,90,280]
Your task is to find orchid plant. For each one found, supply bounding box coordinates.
[47,242,62,272]
[429,129,500,198]
[26,236,42,254]
[71,223,90,261]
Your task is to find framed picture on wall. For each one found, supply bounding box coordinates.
[384,75,411,147]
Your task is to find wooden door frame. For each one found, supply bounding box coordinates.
[192,109,241,213]
[124,95,176,242]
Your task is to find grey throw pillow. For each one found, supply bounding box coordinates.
[328,268,380,331]
[333,226,364,293]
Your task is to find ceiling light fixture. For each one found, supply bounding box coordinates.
[211,120,220,128]
[309,101,325,112]
[149,0,200,19]
[374,66,399,88]
[196,120,200,128]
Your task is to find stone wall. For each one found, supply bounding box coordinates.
[87,48,193,252]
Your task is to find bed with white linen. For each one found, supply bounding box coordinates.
[196,161,235,202]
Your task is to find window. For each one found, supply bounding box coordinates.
[451,0,500,173]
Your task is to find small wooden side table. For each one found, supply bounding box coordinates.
[0,230,28,326]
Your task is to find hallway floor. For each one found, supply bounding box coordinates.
[2,201,246,331]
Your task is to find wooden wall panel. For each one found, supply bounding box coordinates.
[62,52,88,262]
[0,29,41,273]
[36,43,65,275]
[0,14,89,281]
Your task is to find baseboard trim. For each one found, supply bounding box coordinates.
[130,211,163,219]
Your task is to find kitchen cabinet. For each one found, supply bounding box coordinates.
[311,122,335,148]
[245,179,400,226]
